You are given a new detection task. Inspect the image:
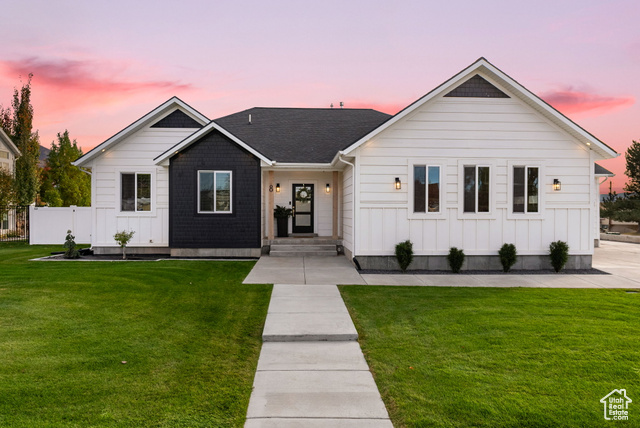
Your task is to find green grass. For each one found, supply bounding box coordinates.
[340,286,640,427]
[0,243,271,427]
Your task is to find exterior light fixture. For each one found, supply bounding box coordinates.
[553,179,561,191]
[275,183,281,193]
[395,177,401,190]
[326,183,331,193]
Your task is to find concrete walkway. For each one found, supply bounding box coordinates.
[245,284,392,427]
[244,241,640,288]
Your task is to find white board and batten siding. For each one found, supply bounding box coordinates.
[352,95,598,257]
[90,126,198,248]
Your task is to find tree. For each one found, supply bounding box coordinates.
[600,181,618,230]
[40,130,91,206]
[624,140,640,194]
[0,168,16,207]
[612,195,640,232]
[610,140,640,232]
[1,75,40,205]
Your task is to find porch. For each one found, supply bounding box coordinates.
[262,169,342,241]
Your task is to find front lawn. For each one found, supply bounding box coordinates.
[0,243,270,427]
[340,286,640,427]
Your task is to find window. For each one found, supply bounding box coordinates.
[414,165,440,213]
[0,150,9,159]
[463,165,490,213]
[198,171,232,213]
[121,173,151,212]
[1,212,7,230]
[513,166,538,213]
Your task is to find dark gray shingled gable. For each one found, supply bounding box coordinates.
[151,109,203,128]
[445,74,509,98]
[214,108,391,163]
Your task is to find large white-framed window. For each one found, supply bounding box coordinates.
[409,160,446,219]
[507,161,544,219]
[463,165,490,213]
[198,170,232,213]
[121,172,152,212]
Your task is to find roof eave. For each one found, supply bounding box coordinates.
[341,58,618,159]
[0,127,21,157]
[74,97,209,167]
[153,121,273,166]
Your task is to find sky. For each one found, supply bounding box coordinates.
[0,0,638,193]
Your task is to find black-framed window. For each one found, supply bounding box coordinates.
[463,165,490,213]
[198,171,232,213]
[414,165,440,213]
[513,166,539,213]
[121,173,151,212]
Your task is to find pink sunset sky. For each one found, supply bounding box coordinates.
[1,0,638,193]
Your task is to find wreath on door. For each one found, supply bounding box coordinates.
[295,186,312,204]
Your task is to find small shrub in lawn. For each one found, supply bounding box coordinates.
[63,230,80,259]
[447,247,465,273]
[549,240,569,272]
[498,243,517,272]
[395,240,414,272]
[114,230,135,260]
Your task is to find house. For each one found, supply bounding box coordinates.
[74,58,618,270]
[0,127,20,175]
[0,127,21,232]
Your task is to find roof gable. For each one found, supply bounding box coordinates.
[339,58,618,161]
[150,109,203,129]
[154,120,273,166]
[74,97,208,167]
[0,127,20,157]
[444,74,509,98]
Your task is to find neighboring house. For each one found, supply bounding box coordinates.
[0,127,20,175]
[74,58,618,269]
[0,127,21,232]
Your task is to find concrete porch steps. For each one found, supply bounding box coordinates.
[269,238,340,257]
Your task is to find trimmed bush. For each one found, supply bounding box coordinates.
[498,243,517,272]
[447,247,465,273]
[395,240,414,272]
[549,240,569,272]
[63,230,80,259]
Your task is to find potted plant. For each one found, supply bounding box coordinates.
[273,205,292,238]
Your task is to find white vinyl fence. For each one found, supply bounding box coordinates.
[29,206,92,245]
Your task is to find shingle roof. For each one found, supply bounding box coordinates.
[214,107,391,163]
[595,163,614,176]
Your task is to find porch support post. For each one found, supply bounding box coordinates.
[332,171,339,239]
[268,171,274,240]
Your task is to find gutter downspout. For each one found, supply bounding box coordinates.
[338,153,358,268]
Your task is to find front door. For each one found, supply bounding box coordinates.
[292,183,314,234]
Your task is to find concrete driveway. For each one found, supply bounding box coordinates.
[243,241,640,288]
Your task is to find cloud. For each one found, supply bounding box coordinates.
[0,57,193,112]
[540,87,634,116]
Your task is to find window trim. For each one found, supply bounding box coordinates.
[507,161,545,219]
[408,160,446,219]
[457,160,496,219]
[118,171,155,215]
[197,170,233,214]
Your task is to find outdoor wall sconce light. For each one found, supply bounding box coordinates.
[395,177,401,190]
[553,179,561,191]
[276,183,281,193]
[326,183,331,193]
